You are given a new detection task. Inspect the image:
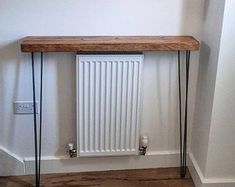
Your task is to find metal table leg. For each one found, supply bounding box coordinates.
[178,50,190,178]
[31,52,43,187]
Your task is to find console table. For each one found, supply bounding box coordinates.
[21,36,200,187]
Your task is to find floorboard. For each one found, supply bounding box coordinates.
[0,167,195,187]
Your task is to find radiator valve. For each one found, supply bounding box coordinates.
[67,143,77,158]
[139,136,148,155]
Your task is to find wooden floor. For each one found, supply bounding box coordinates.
[0,167,195,187]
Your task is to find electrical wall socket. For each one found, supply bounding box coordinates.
[14,101,39,114]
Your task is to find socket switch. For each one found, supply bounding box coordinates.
[14,101,38,114]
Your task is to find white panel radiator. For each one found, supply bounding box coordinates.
[76,54,144,157]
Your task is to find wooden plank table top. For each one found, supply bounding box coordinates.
[21,36,200,52]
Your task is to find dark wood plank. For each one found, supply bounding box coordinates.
[102,179,195,187]
[0,167,194,187]
[21,36,200,52]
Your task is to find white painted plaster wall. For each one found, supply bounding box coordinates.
[0,0,203,175]
[205,0,235,178]
[190,0,235,186]
[191,0,225,175]
[191,0,224,173]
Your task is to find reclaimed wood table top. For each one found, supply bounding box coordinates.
[21,36,200,52]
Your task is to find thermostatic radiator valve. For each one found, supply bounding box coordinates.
[139,135,149,155]
[67,143,77,158]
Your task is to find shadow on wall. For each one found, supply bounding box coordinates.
[141,52,179,151]
[203,0,210,21]
[156,52,179,151]
[190,0,226,173]
[180,0,204,34]
[191,41,214,173]
[193,41,212,129]
[181,0,210,25]
[0,40,29,175]
[55,53,77,156]
[25,52,77,157]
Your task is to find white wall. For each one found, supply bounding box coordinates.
[191,0,225,175]
[206,0,235,179]
[0,0,203,175]
[189,0,235,186]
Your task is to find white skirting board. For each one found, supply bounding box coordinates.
[188,152,235,187]
[0,145,25,176]
[2,146,235,187]
[23,151,179,175]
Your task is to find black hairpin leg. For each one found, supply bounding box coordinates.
[31,52,43,187]
[178,50,190,178]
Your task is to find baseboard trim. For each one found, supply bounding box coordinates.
[0,145,25,176]
[188,152,235,187]
[24,150,180,175]
[2,147,235,186]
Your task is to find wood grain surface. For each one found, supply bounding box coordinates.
[21,36,200,52]
[0,167,195,187]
